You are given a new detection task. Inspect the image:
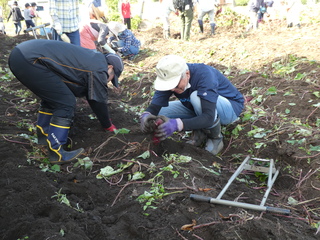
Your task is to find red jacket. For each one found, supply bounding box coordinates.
[121,2,131,18]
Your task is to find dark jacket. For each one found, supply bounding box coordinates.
[90,21,110,46]
[13,39,110,103]
[8,6,24,22]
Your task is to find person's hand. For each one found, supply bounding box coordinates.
[60,33,70,43]
[154,116,183,141]
[140,112,157,133]
[53,21,62,35]
[104,124,117,132]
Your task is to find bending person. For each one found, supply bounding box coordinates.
[8,40,124,163]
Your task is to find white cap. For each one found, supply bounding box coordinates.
[154,55,187,91]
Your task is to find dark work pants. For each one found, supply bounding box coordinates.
[124,18,131,29]
[8,47,76,119]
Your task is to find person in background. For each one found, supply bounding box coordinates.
[246,0,264,31]
[0,14,6,34]
[8,39,124,163]
[140,55,244,155]
[7,1,24,35]
[107,21,140,61]
[196,0,217,36]
[258,0,273,23]
[160,0,176,39]
[24,3,35,29]
[286,0,301,28]
[50,0,80,45]
[80,5,115,53]
[173,0,194,41]
[121,0,131,29]
[30,2,39,26]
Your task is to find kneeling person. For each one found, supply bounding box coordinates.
[140,55,244,155]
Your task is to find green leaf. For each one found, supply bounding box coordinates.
[285,109,290,114]
[312,102,320,108]
[312,91,320,98]
[294,72,306,80]
[287,196,299,205]
[242,113,252,122]
[114,128,130,134]
[130,171,145,181]
[50,164,61,172]
[137,151,150,159]
[266,86,277,95]
[309,145,320,152]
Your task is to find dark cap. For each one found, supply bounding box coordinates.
[105,53,124,88]
[25,3,30,7]
[13,1,18,5]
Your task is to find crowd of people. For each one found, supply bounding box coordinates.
[159,0,302,39]
[5,0,306,163]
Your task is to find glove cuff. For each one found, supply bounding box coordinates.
[140,112,150,120]
[103,44,116,54]
[176,118,183,131]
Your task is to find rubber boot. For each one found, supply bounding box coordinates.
[186,129,207,147]
[210,23,216,36]
[204,117,223,155]
[47,116,84,163]
[198,20,204,33]
[36,107,53,145]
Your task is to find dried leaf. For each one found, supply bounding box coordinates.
[131,164,140,174]
[218,212,232,221]
[198,188,212,192]
[181,219,196,231]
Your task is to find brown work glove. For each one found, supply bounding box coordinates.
[140,112,157,133]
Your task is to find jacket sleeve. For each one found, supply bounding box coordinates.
[7,10,12,20]
[181,98,216,130]
[87,99,112,129]
[18,9,24,19]
[96,22,110,45]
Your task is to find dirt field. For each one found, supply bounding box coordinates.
[1,5,320,240]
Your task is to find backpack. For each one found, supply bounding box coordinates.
[173,0,187,12]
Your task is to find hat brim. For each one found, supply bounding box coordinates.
[154,74,181,91]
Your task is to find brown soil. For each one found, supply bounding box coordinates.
[1,7,320,240]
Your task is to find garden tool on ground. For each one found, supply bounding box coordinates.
[47,116,84,163]
[190,155,290,215]
[24,22,70,43]
[24,22,51,39]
